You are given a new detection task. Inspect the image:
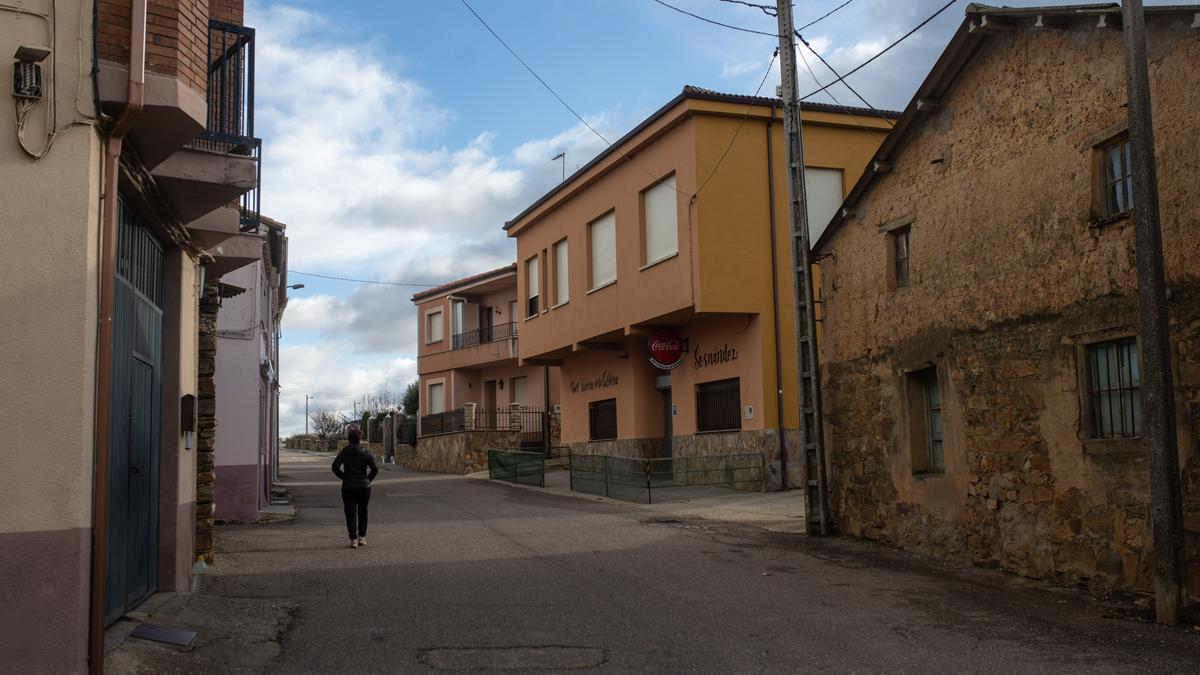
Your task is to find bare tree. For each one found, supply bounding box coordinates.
[310,409,343,440]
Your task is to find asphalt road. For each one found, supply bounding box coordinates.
[206,451,1200,673]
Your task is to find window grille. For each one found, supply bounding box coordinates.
[1086,338,1141,438]
[589,399,617,441]
[696,378,741,433]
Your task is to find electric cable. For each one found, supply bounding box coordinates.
[796,32,894,128]
[715,0,778,17]
[800,0,960,100]
[796,42,886,137]
[696,48,779,196]
[796,0,854,33]
[652,0,782,36]
[289,271,441,288]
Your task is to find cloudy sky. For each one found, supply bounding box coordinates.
[254,0,1147,434]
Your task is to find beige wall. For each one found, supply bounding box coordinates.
[0,2,102,671]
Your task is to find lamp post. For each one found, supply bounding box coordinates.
[305,394,317,435]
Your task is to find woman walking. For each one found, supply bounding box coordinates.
[332,427,379,548]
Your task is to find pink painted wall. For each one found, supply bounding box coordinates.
[214,261,270,522]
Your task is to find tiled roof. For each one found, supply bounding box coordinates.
[410,263,517,303]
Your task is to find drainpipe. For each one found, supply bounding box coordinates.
[766,101,788,491]
[90,2,147,672]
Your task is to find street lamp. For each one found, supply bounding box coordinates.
[286,283,305,290]
[305,394,317,435]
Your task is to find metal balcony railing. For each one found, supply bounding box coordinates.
[190,20,262,232]
[450,321,518,351]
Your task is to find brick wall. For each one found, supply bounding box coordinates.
[96,0,247,98]
[818,17,1200,597]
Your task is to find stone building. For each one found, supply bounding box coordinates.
[814,3,1200,597]
[505,86,893,490]
[0,0,266,670]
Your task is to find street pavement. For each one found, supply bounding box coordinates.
[204,450,1200,673]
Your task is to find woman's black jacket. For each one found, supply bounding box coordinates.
[332,444,379,490]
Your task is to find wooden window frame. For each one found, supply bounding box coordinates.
[905,365,944,475]
[1080,335,1142,441]
[1095,133,1133,222]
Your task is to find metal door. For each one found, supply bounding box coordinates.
[661,389,673,456]
[105,198,164,624]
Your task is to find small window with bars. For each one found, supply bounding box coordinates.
[1085,338,1141,439]
[696,378,741,433]
[588,399,617,441]
[1099,138,1133,219]
[920,368,943,471]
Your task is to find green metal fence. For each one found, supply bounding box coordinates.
[487,449,546,487]
[568,453,765,503]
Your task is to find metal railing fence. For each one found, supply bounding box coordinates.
[451,321,519,351]
[487,449,545,487]
[568,453,765,504]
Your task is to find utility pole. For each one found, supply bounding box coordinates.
[775,0,829,534]
[1121,0,1187,625]
[305,393,316,436]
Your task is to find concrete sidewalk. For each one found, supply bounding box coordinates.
[467,463,811,534]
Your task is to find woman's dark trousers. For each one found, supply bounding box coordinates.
[341,487,371,539]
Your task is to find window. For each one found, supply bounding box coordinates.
[907,367,943,473]
[1085,338,1141,438]
[1099,137,1133,219]
[425,310,443,343]
[451,299,464,337]
[427,382,445,414]
[891,226,910,288]
[525,255,539,317]
[511,376,528,406]
[589,398,617,440]
[804,167,844,242]
[696,378,741,432]
[554,239,569,305]
[643,174,677,265]
[589,211,616,289]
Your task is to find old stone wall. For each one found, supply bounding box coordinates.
[406,431,519,474]
[817,18,1200,597]
[195,281,219,563]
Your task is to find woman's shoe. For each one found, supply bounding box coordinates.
[349,539,358,549]
[357,537,367,546]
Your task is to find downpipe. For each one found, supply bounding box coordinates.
[89,1,147,672]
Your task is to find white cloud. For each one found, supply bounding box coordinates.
[279,343,417,435]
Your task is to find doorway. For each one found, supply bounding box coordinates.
[106,198,164,624]
[483,380,498,429]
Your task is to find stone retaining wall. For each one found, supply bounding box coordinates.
[405,430,520,474]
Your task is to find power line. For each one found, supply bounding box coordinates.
[289,270,440,288]
[462,0,691,199]
[696,48,779,196]
[459,0,612,146]
[796,32,894,127]
[800,0,959,100]
[796,0,854,33]
[716,0,778,16]
[796,41,886,138]
[652,0,781,37]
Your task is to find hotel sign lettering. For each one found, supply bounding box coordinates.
[693,343,738,369]
[648,330,685,370]
[569,370,620,394]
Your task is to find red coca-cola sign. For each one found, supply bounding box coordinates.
[648,330,684,370]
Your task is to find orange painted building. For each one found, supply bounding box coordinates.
[505,87,892,489]
[413,265,561,442]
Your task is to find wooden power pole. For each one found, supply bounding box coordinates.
[1121,0,1188,625]
[775,0,829,534]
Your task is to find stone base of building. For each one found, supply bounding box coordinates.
[567,428,806,492]
[406,430,521,474]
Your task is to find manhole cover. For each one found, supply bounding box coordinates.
[420,647,606,670]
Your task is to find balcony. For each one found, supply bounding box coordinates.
[160,20,262,232]
[451,321,518,350]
